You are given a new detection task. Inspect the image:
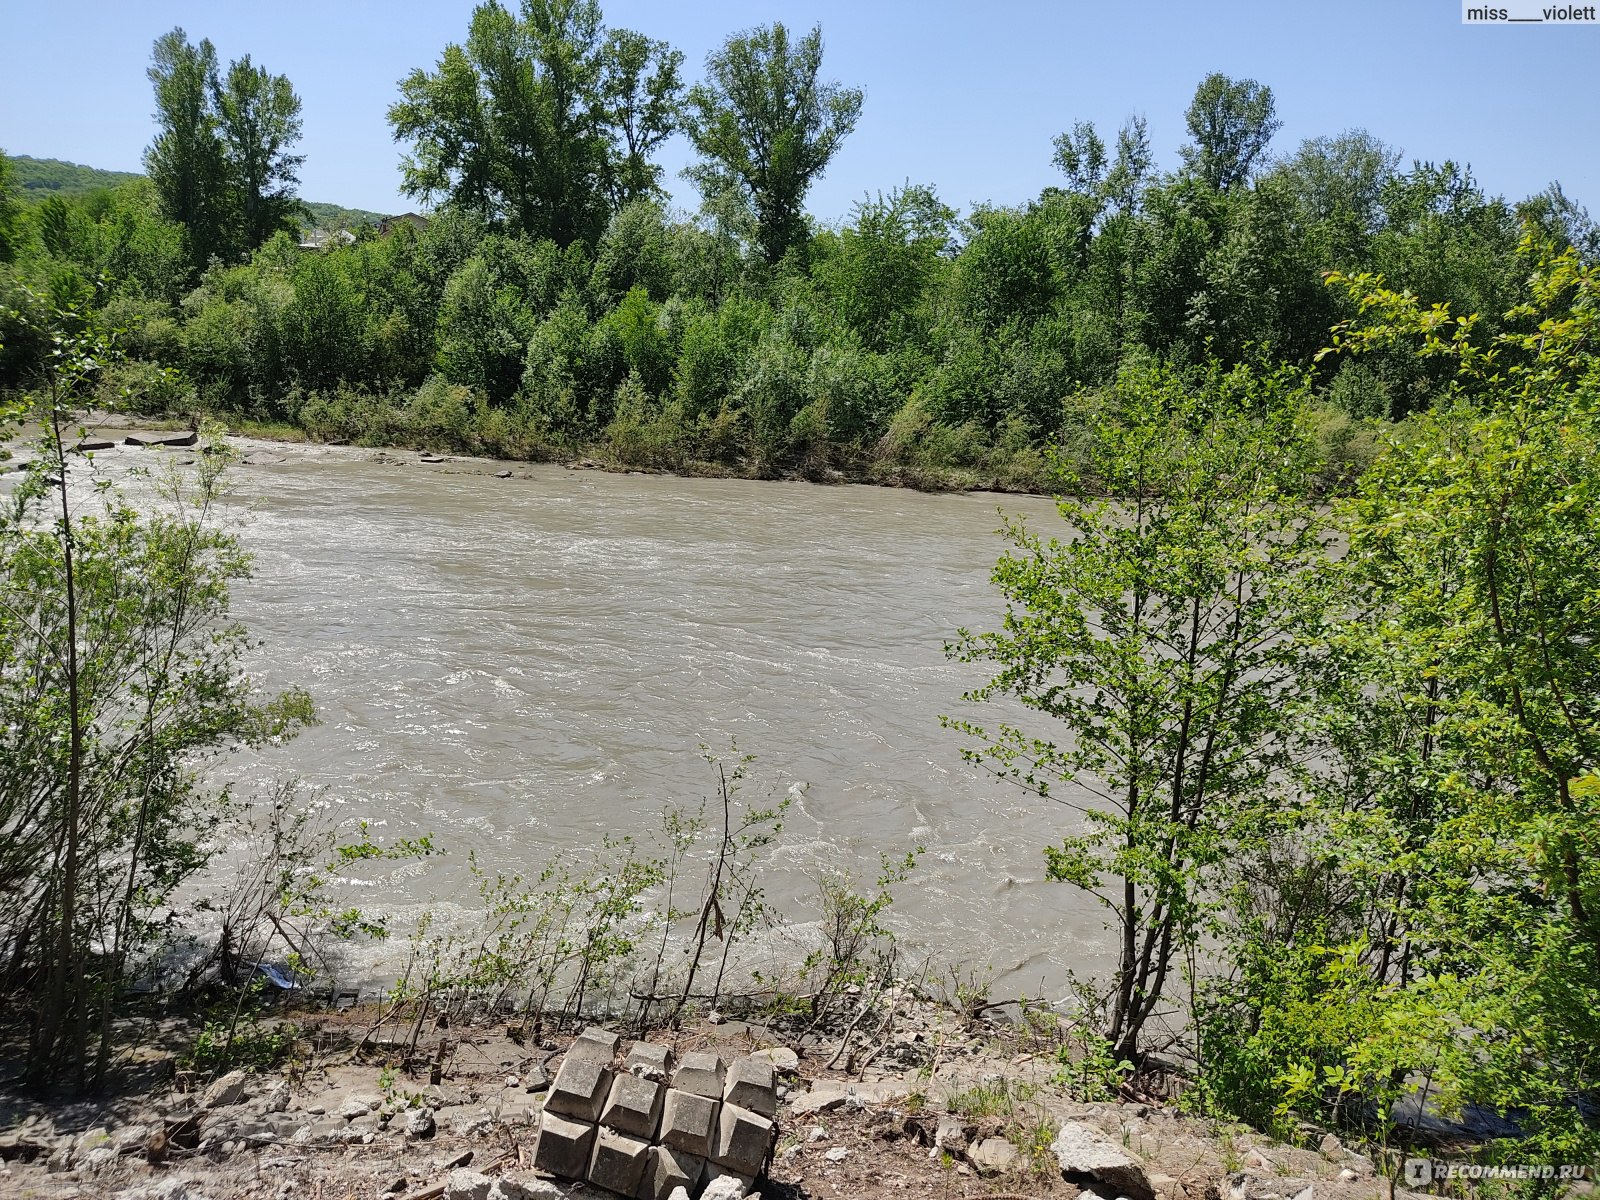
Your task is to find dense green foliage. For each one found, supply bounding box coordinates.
[953,242,1600,1172]
[3,1,1594,491]
[0,302,314,1090]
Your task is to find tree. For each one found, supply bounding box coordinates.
[213,54,306,251]
[684,22,863,265]
[0,148,24,263]
[1181,72,1280,193]
[144,28,230,271]
[1052,121,1107,195]
[390,0,673,247]
[600,29,684,206]
[947,362,1333,1066]
[0,295,313,1090]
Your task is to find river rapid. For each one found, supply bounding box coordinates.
[27,438,1110,996]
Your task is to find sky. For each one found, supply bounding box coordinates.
[1,1,1595,222]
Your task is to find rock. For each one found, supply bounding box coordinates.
[1051,1122,1154,1200]
[335,1096,375,1120]
[532,1112,594,1180]
[1338,1169,1359,1182]
[723,1056,778,1119]
[660,1088,719,1157]
[701,1167,753,1199]
[443,1169,492,1200]
[641,1144,704,1199]
[707,1009,725,1024]
[494,470,513,479]
[74,440,116,452]
[667,1189,692,1200]
[935,1115,970,1153]
[546,1056,611,1122]
[522,1064,551,1093]
[404,1107,436,1140]
[671,1051,726,1099]
[382,1178,409,1196]
[420,455,446,464]
[201,1070,250,1109]
[749,1047,799,1074]
[263,1080,291,1113]
[600,1071,663,1138]
[807,1126,828,1142]
[624,1040,673,1080]
[1318,1132,1342,1157]
[489,1176,565,1200]
[710,1102,772,1177]
[586,1126,650,1195]
[969,1136,1020,1176]
[824,1146,849,1162]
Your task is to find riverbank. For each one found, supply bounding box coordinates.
[0,993,1472,1200]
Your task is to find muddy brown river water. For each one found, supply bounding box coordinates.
[25,439,1109,995]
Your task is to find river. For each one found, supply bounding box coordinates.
[32,438,1109,997]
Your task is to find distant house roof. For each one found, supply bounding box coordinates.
[380,212,430,235]
[298,228,357,251]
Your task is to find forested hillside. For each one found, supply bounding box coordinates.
[0,9,1595,490]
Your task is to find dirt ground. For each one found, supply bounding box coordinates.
[0,994,1506,1200]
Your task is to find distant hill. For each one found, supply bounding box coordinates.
[7,155,388,230]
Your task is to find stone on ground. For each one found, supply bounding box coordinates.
[200,1071,249,1109]
[659,1088,720,1157]
[748,1046,798,1073]
[442,1169,492,1200]
[640,1143,704,1200]
[546,1056,612,1122]
[600,1070,663,1139]
[700,1163,754,1198]
[532,1112,596,1180]
[1052,1122,1155,1200]
[625,1041,673,1080]
[722,1056,777,1119]
[710,1102,772,1176]
[670,1051,726,1099]
[586,1125,650,1195]
[970,1136,1020,1175]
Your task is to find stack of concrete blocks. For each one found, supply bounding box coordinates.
[532,1027,778,1199]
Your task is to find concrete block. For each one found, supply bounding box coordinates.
[546,1055,612,1123]
[569,1026,622,1064]
[710,1101,772,1177]
[636,1143,703,1200]
[723,1055,778,1119]
[587,1126,650,1196]
[670,1050,725,1099]
[624,1040,673,1080]
[658,1088,719,1157]
[700,1161,756,1198]
[531,1113,594,1180]
[601,1071,663,1139]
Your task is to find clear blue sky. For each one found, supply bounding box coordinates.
[2,0,1594,220]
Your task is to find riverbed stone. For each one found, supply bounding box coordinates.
[637,1144,703,1200]
[201,1070,249,1109]
[659,1088,719,1156]
[671,1051,725,1099]
[624,1041,673,1080]
[700,1162,755,1198]
[532,1112,595,1180]
[601,1071,663,1139]
[722,1056,777,1119]
[1051,1122,1154,1200]
[571,1026,622,1062]
[710,1101,772,1176]
[547,1056,612,1122]
[587,1126,650,1195]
